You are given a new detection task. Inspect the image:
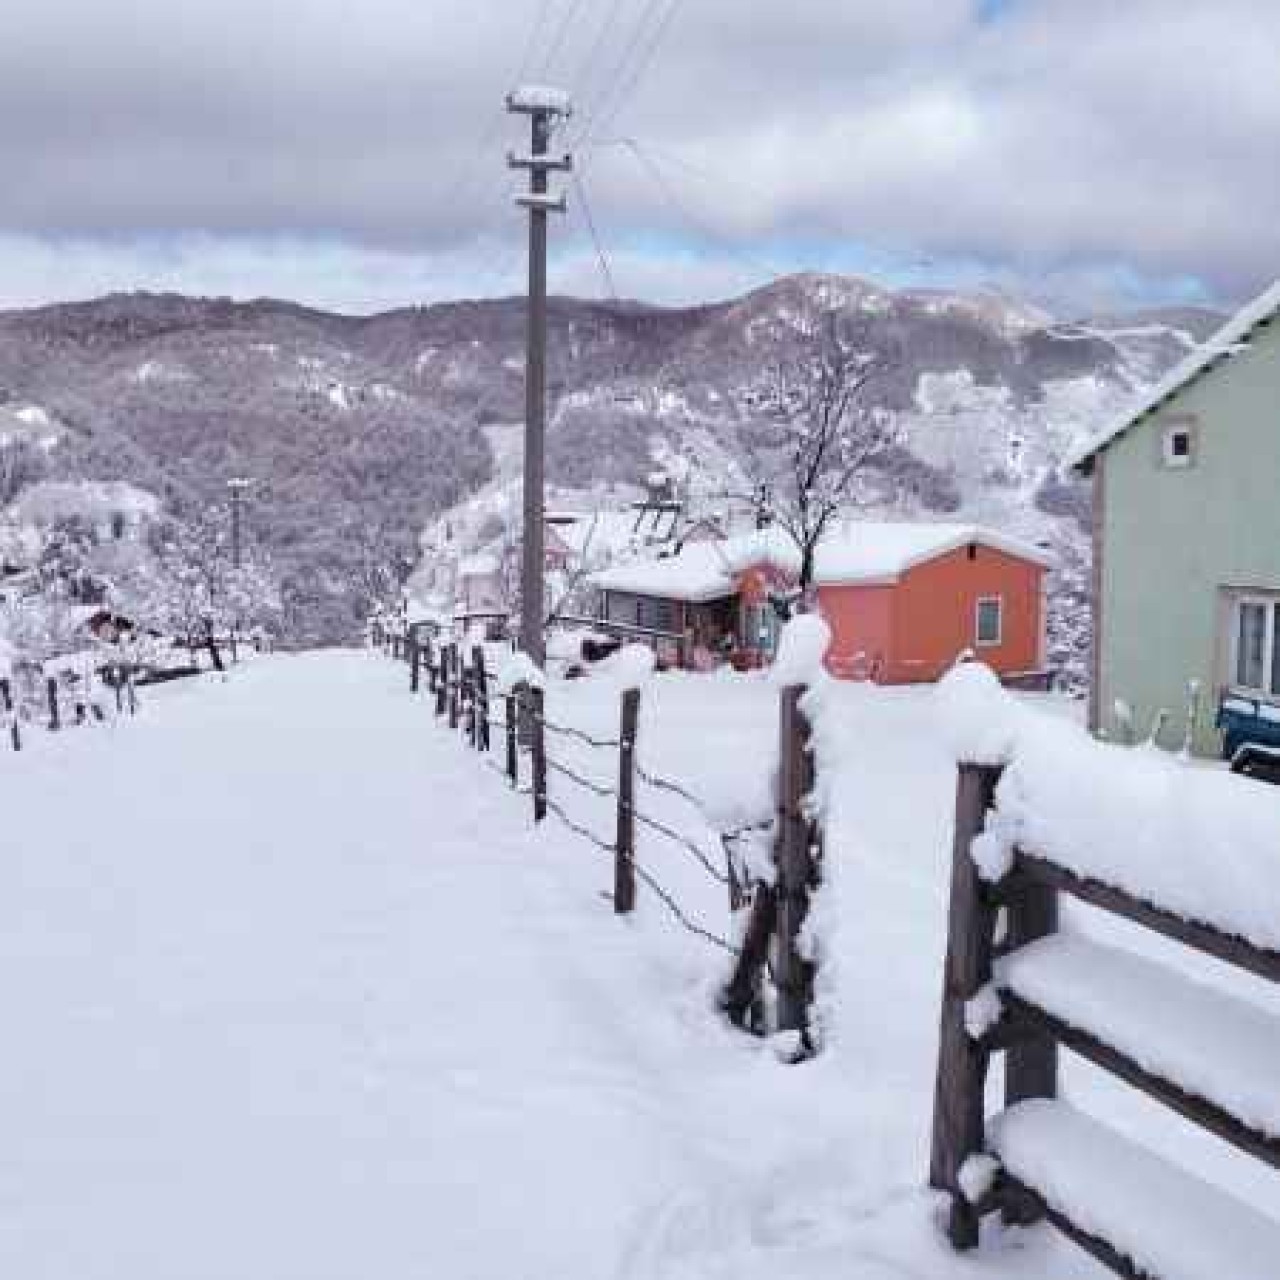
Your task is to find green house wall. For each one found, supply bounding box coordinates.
[1095,317,1280,755]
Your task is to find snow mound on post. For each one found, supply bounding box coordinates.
[938,660,1280,952]
[495,651,545,695]
[772,613,831,688]
[998,718,1280,953]
[600,643,654,692]
[935,660,1025,765]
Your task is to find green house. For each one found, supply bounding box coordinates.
[1071,280,1280,757]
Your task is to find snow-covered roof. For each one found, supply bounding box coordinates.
[457,554,498,579]
[591,528,799,603]
[813,522,1053,586]
[1067,279,1280,471]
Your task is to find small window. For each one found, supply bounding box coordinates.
[976,597,1003,647]
[1162,424,1195,468]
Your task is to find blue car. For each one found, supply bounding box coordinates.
[1217,693,1280,784]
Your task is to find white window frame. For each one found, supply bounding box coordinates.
[975,596,1003,648]
[1229,593,1280,700]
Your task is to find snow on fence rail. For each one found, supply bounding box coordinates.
[929,664,1280,1280]
[379,627,822,1050]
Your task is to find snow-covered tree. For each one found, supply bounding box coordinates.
[749,314,899,602]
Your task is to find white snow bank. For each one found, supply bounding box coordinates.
[992,1100,1280,1280]
[1001,933,1280,1140]
[773,613,831,688]
[938,662,1280,953]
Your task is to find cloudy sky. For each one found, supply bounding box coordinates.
[1,0,1277,314]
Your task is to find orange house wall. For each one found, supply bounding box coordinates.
[820,585,894,679]
[818,544,1046,683]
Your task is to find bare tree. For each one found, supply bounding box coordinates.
[750,314,899,604]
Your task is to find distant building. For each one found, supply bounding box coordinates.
[589,521,1051,683]
[1070,280,1280,756]
[815,524,1050,683]
[591,529,798,671]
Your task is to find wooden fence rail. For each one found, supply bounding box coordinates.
[931,759,1280,1277]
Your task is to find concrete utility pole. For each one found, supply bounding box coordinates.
[227,476,253,570]
[506,85,572,666]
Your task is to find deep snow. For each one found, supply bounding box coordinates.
[1,651,1271,1278]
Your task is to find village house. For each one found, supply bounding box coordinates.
[591,528,799,670]
[453,553,507,639]
[816,523,1050,683]
[1070,279,1280,758]
[590,521,1051,683]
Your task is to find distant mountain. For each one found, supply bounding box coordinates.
[0,275,1224,647]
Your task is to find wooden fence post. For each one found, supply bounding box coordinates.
[530,684,547,823]
[929,762,1003,1249]
[127,670,138,716]
[614,687,640,914]
[47,676,60,732]
[448,644,460,730]
[773,684,818,1042]
[435,647,448,717]
[410,636,421,693]
[1000,856,1060,1227]
[462,661,475,744]
[473,647,490,752]
[721,884,777,1031]
[1,676,20,752]
[505,692,519,785]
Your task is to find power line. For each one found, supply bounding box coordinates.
[515,0,557,83]
[619,138,785,281]
[536,0,589,79]
[580,0,686,145]
[567,0,673,147]
[565,0,630,110]
[570,168,619,301]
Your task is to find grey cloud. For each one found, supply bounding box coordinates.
[0,0,1275,305]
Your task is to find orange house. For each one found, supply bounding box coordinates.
[814,524,1052,684]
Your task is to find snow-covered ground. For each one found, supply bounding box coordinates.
[2,651,1276,1278]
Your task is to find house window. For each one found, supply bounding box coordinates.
[1232,597,1280,698]
[1161,423,1195,469]
[976,597,1003,647]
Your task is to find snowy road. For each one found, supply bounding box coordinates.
[0,652,1094,1279]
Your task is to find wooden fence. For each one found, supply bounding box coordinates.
[387,631,823,1047]
[1,662,139,753]
[930,760,1280,1277]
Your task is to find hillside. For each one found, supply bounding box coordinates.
[0,276,1224,645]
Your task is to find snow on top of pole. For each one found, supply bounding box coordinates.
[772,613,831,688]
[936,659,1025,766]
[496,650,545,695]
[507,85,573,115]
[601,643,655,692]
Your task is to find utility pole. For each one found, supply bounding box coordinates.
[506,86,572,666]
[227,476,253,570]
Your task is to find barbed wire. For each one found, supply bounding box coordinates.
[538,714,623,750]
[627,803,731,885]
[541,795,737,954]
[546,753,617,799]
